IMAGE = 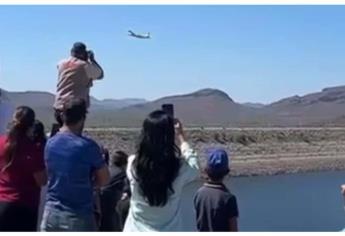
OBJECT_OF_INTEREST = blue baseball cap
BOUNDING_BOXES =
[206,148,230,174]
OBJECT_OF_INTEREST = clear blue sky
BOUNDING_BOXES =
[0,5,345,103]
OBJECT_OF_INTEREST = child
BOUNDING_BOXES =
[99,150,130,231]
[194,148,239,232]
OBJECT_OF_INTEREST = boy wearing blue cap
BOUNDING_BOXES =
[194,148,239,232]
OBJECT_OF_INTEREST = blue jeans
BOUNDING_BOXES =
[40,207,97,232]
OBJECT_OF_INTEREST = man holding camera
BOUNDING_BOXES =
[53,42,104,127]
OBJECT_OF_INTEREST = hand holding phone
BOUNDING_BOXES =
[174,119,186,144]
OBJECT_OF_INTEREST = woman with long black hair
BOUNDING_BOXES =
[0,106,47,231]
[123,110,200,231]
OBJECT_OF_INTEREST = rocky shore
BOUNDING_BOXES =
[86,128,345,177]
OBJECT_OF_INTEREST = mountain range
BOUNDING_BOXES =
[2,86,345,127]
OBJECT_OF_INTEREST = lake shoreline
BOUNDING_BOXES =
[87,128,345,177]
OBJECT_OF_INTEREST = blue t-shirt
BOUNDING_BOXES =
[44,132,105,216]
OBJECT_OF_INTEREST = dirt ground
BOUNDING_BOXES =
[85,128,345,177]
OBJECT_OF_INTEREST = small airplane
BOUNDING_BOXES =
[128,30,151,39]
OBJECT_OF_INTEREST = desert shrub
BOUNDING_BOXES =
[276,131,287,142]
[190,131,207,143]
[299,133,311,143]
[232,133,257,146]
[214,133,226,144]
[247,134,257,143]
[221,132,228,142]
[235,134,249,145]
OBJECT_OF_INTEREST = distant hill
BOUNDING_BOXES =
[93,88,261,127]
[270,86,345,107]
[6,91,55,108]
[1,89,146,126]
[3,91,55,125]
[242,102,265,109]
[4,90,146,110]
[264,86,345,126]
[90,97,146,110]
[3,85,345,127]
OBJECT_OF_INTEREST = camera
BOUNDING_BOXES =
[87,50,95,60]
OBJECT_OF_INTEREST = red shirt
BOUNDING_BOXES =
[0,135,45,209]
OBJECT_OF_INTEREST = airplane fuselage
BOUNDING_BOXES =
[128,30,150,39]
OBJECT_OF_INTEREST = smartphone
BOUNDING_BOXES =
[162,104,174,118]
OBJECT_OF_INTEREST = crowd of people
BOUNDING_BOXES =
[0,42,344,232]
[0,42,239,232]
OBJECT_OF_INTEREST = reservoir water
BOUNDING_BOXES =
[39,170,345,231]
[181,171,345,231]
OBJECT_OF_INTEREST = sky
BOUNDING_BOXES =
[0,5,345,103]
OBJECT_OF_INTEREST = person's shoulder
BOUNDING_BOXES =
[81,134,96,143]
[49,132,69,140]
[81,135,101,150]
[65,56,88,67]
[57,58,70,67]
[58,57,86,68]
[198,183,230,196]
[47,132,74,146]
[45,133,61,149]
[228,192,237,200]
[222,188,237,202]
[194,185,216,203]
[195,184,213,196]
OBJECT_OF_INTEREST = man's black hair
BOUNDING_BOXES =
[61,98,87,126]
[71,42,88,61]
[71,42,87,54]
[111,151,128,167]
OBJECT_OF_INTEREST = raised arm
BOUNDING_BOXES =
[175,120,200,183]
[85,51,104,80]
